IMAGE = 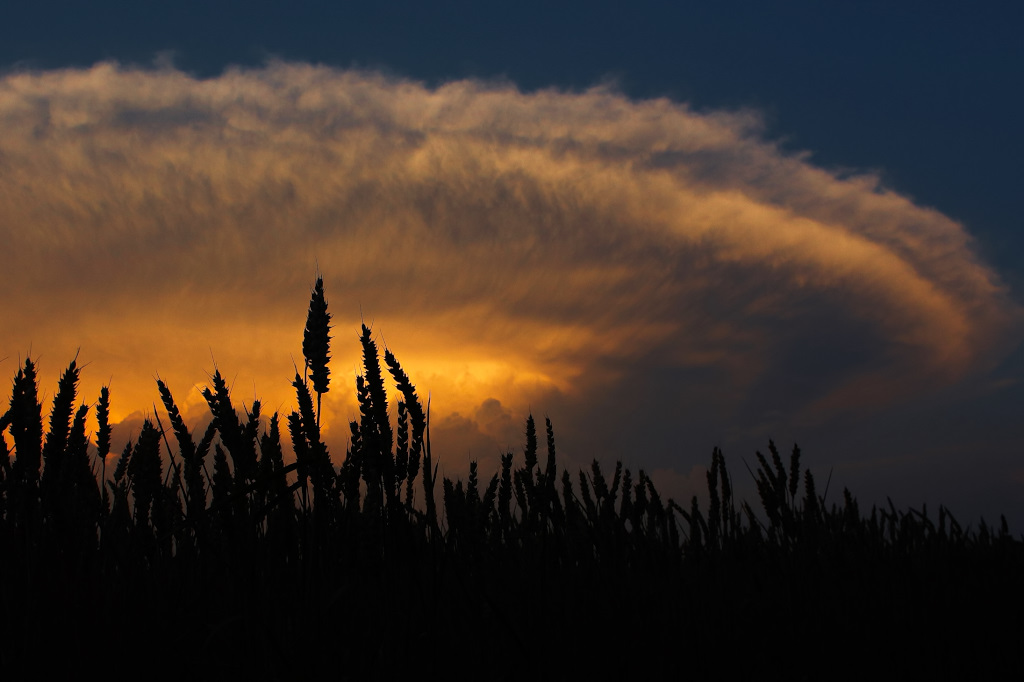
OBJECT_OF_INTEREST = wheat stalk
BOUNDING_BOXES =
[302,275,331,427]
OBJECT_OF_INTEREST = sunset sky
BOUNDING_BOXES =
[2,2,1022,526]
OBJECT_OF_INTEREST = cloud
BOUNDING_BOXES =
[0,61,1019,480]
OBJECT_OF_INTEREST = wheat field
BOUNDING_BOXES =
[1,277,1021,680]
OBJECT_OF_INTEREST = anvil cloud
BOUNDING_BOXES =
[0,62,1019,506]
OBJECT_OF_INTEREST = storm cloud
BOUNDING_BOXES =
[1,62,1019,506]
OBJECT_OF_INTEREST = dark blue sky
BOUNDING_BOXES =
[5,2,1021,283]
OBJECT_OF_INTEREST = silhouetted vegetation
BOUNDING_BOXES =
[1,277,1021,679]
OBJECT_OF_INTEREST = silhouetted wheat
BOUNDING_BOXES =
[0,274,1021,679]
[303,274,332,427]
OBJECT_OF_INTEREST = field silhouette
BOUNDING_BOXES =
[0,277,1021,679]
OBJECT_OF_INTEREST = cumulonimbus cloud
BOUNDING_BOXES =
[0,61,1018,467]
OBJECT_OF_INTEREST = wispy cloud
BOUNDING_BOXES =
[1,61,1019,486]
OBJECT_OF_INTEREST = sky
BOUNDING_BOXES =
[2,1,1022,527]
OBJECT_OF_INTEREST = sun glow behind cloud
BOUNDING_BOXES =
[0,61,1018,483]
